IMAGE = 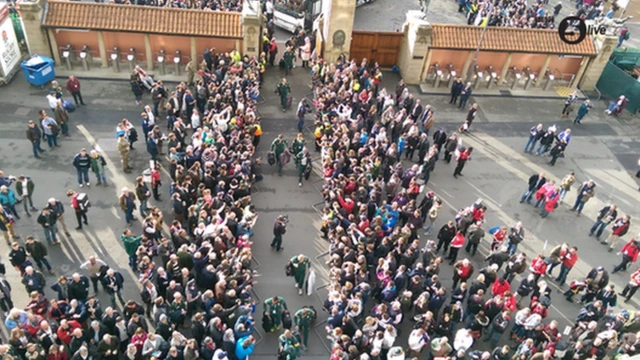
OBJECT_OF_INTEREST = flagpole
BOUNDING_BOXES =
[465,23,489,84]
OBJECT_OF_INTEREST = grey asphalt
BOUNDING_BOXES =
[0,61,639,358]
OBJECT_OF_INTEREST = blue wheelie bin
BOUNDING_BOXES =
[20,55,56,87]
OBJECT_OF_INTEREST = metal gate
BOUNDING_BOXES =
[349,31,403,68]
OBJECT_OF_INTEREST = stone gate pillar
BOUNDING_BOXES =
[242,0,262,58]
[322,0,356,64]
[397,11,432,85]
[18,0,51,59]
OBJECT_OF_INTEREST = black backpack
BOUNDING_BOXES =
[282,310,292,329]
[77,193,91,210]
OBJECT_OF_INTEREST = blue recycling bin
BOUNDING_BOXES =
[20,55,56,87]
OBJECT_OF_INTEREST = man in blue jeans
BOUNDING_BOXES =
[26,121,46,159]
[25,236,54,274]
[519,172,546,204]
[555,246,578,286]
[571,180,596,216]
[36,208,59,245]
[589,204,617,240]
[73,148,91,188]
[118,187,137,225]
[40,114,59,148]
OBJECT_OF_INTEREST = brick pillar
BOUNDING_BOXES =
[322,0,356,64]
[242,0,262,58]
[579,35,616,90]
[397,11,432,85]
[18,0,50,58]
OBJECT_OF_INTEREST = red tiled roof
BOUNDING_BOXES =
[42,1,243,39]
[431,24,597,56]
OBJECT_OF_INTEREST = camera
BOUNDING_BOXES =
[281,215,289,224]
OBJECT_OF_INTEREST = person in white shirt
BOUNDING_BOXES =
[46,93,58,111]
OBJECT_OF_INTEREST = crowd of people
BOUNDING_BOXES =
[2,10,640,359]
[1,47,279,360]
[457,0,619,29]
[292,54,640,360]
[104,0,243,12]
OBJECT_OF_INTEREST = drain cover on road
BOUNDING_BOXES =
[499,90,512,96]
[14,107,31,116]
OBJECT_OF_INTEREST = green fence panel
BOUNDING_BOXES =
[610,48,640,67]
[596,61,640,114]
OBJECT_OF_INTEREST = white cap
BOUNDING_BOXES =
[121,187,129,192]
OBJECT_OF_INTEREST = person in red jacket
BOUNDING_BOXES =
[447,231,465,265]
[613,238,640,274]
[530,255,548,283]
[65,75,85,106]
[56,319,82,345]
[150,167,161,201]
[555,246,578,286]
[336,191,354,214]
[453,147,473,178]
[492,277,511,297]
[66,190,88,230]
[620,268,640,302]
[452,258,474,289]
[604,215,631,250]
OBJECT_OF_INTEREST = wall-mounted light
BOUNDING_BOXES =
[111,47,120,73]
[62,44,71,58]
[127,47,135,61]
[174,50,182,75]
[79,45,90,71]
[79,45,88,59]
[110,47,119,61]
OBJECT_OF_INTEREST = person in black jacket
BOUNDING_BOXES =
[581,267,609,303]
[443,134,458,163]
[589,204,618,240]
[520,172,547,204]
[0,277,13,314]
[535,127,556,156]
[25,236,54,274]
[436,220,456,253]
[36,208,59,245]
[449,78,463,105]
[271,215,287,252]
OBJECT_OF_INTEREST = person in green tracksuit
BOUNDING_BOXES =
[276,78,291,111]
[121,229,141,271]
[264,296,288,332]
[271,134,288,176]
[278,329,301,359]
[290,254,310,293]
[290,133,305,156]
[294,307,314,350]
[295,148,311,187]
[283,47,295,76]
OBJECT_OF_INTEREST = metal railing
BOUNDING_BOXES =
[578,75,602,102]
[312,283,332,353]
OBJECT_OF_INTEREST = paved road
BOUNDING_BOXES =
[0,64,639,358]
